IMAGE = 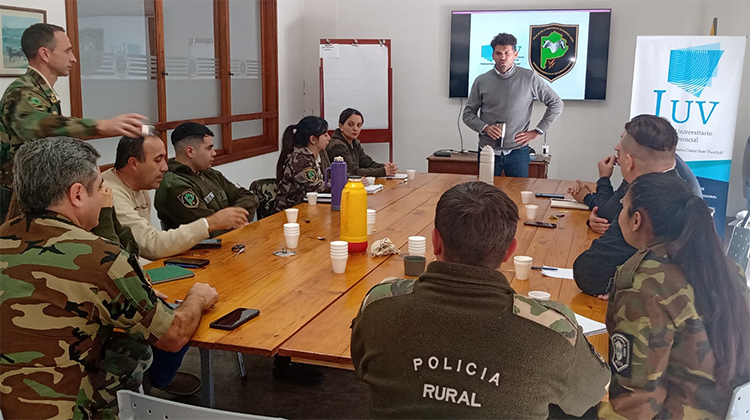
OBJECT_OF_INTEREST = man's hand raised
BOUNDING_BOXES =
[97,113,147,138]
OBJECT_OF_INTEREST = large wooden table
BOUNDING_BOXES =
[149,173,606,406]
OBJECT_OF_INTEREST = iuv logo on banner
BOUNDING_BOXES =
[631,36,746,237]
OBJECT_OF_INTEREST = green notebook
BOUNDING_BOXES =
[146,265,195,284]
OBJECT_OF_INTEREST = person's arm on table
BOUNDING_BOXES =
[573,217,636,296]
[155,282,218,352]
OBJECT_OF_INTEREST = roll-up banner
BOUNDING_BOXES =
[630,36,746,237]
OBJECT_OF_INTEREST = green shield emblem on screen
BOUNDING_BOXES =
[529,24,579,82]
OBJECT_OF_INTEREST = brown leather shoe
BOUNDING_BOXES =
[153,371,202,396]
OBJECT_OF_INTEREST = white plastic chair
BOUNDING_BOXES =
[117,390,283,420]
[726,381,750,420]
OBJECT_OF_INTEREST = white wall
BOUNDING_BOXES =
[295,0,750,217]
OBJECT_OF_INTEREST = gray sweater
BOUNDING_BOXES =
[463,65,563,151]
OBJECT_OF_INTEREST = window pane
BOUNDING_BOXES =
[77,0,158,123]
[163,0,221,121]
[229,0,263,135]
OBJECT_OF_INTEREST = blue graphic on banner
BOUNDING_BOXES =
[687,159,732,182]
[668,43,723,98]
[695,175,729,238]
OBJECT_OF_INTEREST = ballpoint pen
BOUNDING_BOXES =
[531,266,558,270]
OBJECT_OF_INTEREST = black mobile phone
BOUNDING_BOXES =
[535,193,565,199]
[524,221,557,228]
[433,151,451,157]
[209,308,260,330]
[164,257,210,268]
[192,238,222,249]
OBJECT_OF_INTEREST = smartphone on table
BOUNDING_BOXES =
[209,308,260,330]
[535,193,565,199]
[164,257,210,268]
[192,238,222,249]
[524,221,557,228]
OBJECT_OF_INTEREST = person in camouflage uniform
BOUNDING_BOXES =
[327,108,397,177]
[351,181,610,419]
[598,173,750,419]
[274,116,331,212]
[0,23,145,222]
[0,137,218,419]
[154,122,255,235]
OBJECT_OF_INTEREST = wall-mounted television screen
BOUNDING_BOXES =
[449,9,612,100]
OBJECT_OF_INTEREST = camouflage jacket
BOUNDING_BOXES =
[351,261,610,419]
[598,242,746,419]
[0,68,98,186]
[154,159,258,235]
[274,146,330,212]
[327,129,385,177]
[0,212,175,419]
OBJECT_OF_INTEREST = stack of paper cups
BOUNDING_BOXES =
[330,241,349,273]
[367,209,376,235]
[408,236,427,257]
[283,223,300,249]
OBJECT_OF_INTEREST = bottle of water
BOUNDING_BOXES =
[479,145,495,184]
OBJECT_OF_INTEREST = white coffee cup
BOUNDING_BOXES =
[525,204,539,220]
[367,222,375,235]
[285,208,299,223]
[285,233,299,249]
[331,256,348,274]
[521,191,534,204]
[406,169,416,180]
[365,176,376,186]
[283,222,300,232]
[307,192,318,205]
[513,255,533,280]
[528,291,551,301]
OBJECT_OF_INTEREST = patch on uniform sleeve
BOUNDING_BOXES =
[610,333,632,375]
[178,189,199,209]
[512,294,578,346]
[359,277,416,314]
[302,167,318,182]
[28,95,45,111]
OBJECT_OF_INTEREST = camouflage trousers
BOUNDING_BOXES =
[0,183,10,224]
[91,337,153,419]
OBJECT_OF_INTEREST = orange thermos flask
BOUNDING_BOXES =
[340,177,368,253]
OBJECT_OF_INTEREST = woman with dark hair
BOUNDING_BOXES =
[327,108,398,177]
[274,116,331,212]
[599,172,750,419]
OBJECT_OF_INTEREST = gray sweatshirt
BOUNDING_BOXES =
[463,65,563,151]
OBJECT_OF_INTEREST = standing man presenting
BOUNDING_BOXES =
[0,23,145,221]
[463,33,563,177]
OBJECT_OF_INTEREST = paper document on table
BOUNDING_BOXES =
[550,198,590,211]
[574,313,607,336]
[541,267,575,279]
[365,184,384,194]
[384,174,408,179]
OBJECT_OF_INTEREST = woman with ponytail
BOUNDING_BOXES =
[274,116,331,212]
[599,172,750,419]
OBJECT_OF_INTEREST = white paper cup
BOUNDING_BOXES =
[285,208,299,223]
[365,176,376,186]
[285,233,299,249]
[521,191,534,204]
[283,222,299,231]
[528,291,551,300]
[525,204,539,220]
[331,256,348,274]
[513,255,533,280]
[307,192,318,205]
[406,169,416,180]
[408,245,426,257]
[408,235,426,243]
[331,252,349,259]
[367,222,374,235]
[367,209,376,218]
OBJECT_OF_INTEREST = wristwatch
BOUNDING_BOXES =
[534,128,545,135]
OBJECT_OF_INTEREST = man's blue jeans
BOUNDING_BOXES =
[478,146,531,177]
[148,345,189,388]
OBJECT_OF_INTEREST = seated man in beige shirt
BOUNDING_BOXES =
[102,135,248,261]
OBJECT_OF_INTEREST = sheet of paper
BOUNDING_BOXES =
[541,267,575,280]
[319,44,340,58]
[574,313,607,336]
[550,198,590,211]
[365,184,384,194]
[384,174,408,179]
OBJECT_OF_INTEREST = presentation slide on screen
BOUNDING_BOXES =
[467,11,591,100]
